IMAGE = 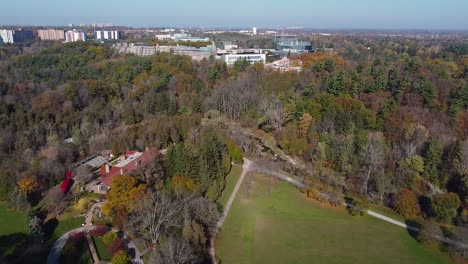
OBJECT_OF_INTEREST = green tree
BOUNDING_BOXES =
[424,138,443,186]
[431,193,461,223]
[414,78,437,106]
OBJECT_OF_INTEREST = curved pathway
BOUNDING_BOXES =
[47,226,93,264]
[47,202,144,264]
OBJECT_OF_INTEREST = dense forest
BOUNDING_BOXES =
[0,36,467,262]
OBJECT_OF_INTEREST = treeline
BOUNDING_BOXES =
[0,36,466,261]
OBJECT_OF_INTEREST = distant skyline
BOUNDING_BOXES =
[2,0,468,30]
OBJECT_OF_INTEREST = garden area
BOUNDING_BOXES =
[215,173,455,264]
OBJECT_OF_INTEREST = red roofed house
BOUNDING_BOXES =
[97,147,159,192]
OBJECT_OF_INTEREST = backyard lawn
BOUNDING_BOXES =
[215,173,455,264]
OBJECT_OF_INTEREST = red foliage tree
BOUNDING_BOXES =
[91,224,109,237]
[68,231,85,243]
[60,177,72,193]
[107,237,127,256]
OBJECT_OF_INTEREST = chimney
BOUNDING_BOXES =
[105,164,110,173]
[120,168,124,175]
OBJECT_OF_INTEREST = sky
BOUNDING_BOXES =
[2,0,468,30]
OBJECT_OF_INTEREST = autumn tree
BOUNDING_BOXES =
[111,250,131,264]
[102,175,145,216]
[394,189,420,218]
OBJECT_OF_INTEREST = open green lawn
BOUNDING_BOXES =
[0,204,28,259]
[216,173,454,264]
[48,216,85,245]
[217,166,242,210]
[0,203,28,236]
[92,235,112,261]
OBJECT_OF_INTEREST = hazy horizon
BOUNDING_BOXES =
[2,0,468,30]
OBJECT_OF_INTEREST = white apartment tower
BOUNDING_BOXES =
[0,29,15,43]
[96,30,120,40]
[65,30,86,42]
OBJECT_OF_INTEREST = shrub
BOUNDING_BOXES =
[394,189,420,218]
[346,197,368,216]
[68,231,85,243]
[111,250,131,264]
[107,238,126,256]
[102,231,118,245]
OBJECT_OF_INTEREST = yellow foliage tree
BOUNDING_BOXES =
[102,175,146,216]
[17,177,38,194]
[171,175,196,193]
[298,113,314,137]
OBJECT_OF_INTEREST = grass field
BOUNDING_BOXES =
[217,166,242,210]
[0,203,28,236]
[0,204,28,259]
[92,235,112,261]
[215,173,454,264]
[48,216,85,244]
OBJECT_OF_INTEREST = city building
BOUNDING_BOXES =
[13,29,34,43]
[0,29,34,43]
[222,53,266,66]
[65,30,86,42]
[252,27,257,35]
[38,29,65,40]
[265,57,302,73]
[96,30,120,40]
[173,33,209,42]
[97,147,160,191]
[0,29,14,43]
[274,35,312,53]
[155,34,171,40]
[113,42,214,61]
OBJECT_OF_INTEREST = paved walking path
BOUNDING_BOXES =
[210,158,252,264]
[216,158,252,231]
[47,201,144,264]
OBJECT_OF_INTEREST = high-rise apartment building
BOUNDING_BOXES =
[0,29,15,43]
[0,29,33,43]
[65,30,86,42]
[96,30,120,40]
[38,29,65,40]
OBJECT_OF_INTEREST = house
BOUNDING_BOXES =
[97,147,159,192]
